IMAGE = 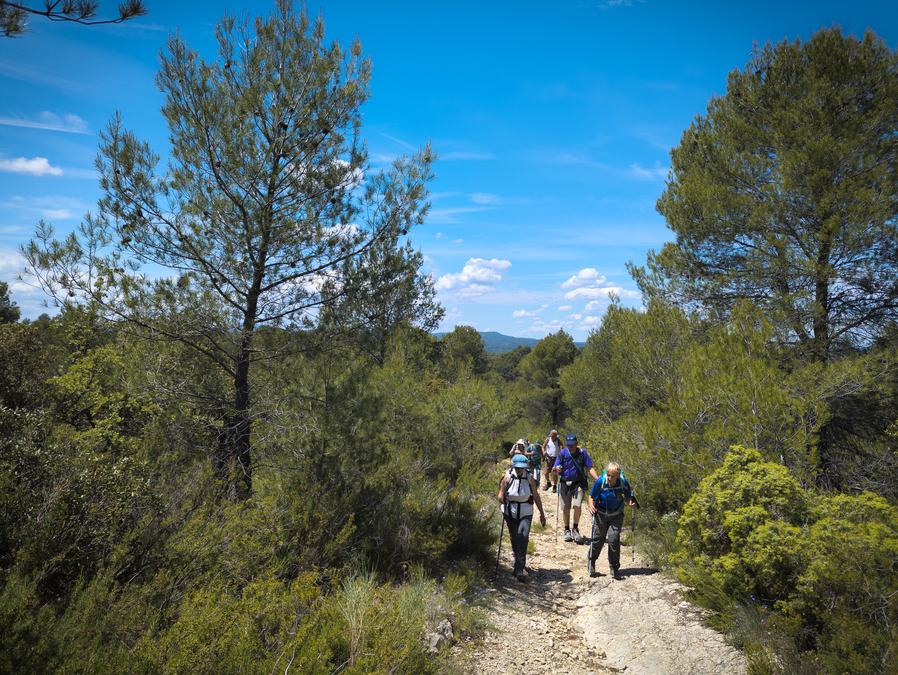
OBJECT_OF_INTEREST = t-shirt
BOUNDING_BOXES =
[589,471,632,514]
[526,443,542,466]
[552,447,594,483]
[545,438,559,458]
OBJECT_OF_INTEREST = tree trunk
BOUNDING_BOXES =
[215,289,259,500]
[812,223,834,362]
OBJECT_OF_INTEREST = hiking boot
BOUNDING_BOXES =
[611,568,624,581]
[563,528,573,542]
[572,528,586,544]
[552,485,557,493]
[588,560,597,577]
[543,482,551,491]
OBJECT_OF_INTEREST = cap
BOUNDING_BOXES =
[564,433,577,445]
[512,454,529,468]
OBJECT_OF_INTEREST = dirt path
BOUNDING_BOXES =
[450,483,746,674]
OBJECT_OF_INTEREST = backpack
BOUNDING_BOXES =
[594,470,629,513]
[501,468,534,505]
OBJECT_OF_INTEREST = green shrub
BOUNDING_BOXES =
[672,446,898,673]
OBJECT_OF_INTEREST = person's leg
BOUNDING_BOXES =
[607,512,625,577]
[590,514,609,562]
[571,487,586,542]
[516,516,532,573]
[559,482,572,530]
[506,513,522,573]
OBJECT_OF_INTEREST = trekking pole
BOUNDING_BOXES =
[631,504,637,563]
[588,512,596,576]
[495,508,505,576]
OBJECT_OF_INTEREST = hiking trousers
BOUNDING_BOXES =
[589,511,624,571]
[503,512,532,572]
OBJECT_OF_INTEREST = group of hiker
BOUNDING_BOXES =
[497,430,638,583]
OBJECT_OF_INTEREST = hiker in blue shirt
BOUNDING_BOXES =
[587,462,637,580]
[551,433,599,544]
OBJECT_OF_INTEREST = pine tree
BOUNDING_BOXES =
[631,28,898,361]
[25,1,436,499]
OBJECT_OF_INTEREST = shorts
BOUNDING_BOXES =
[558,480,585,510]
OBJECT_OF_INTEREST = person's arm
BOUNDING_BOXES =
[497,475,508,503]
[530,477,547,525]
[624,478,638,506]
[585,452,600,481]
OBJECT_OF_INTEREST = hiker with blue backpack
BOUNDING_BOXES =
[551,433,599,544]
[587,461,638,580]
[498,453,547,581]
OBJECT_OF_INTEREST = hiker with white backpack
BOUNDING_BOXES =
[498,453,547,581]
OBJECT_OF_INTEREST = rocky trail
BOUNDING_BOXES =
[450,483,746,675]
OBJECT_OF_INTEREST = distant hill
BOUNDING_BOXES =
[434,330,584,353]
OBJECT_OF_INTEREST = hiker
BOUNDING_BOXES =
[552,433,599,544]
[498,453,547,581]
[543,429,561,491]
[509,438,527,458]
[587,461,637,580]
[526,439,543,485]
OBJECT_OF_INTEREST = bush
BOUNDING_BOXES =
[671,446,898,673]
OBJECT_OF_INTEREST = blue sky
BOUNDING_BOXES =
[2,0,897,339]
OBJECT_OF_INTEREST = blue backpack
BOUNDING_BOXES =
[594,470,629,512]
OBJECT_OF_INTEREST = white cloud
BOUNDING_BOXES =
[0,111,89,134]
[436,257,511,291]
[0,247,24,275]
[453,238,464,244]
[566,285,641,301]
[427,206,489,224]
[582,315,602,327]
[457,283,493,297]
[558,305,572,311]
[512,303,549,319]
[469,192,499,205]
[629,162,669,181]
[0,156,63,176]
[571,313,582,320]
[440,151,495,161]
[561,267,605,289]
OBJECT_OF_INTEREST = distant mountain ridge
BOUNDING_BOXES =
[434,330,584,353]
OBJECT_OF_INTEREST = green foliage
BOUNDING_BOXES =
[561,300,693,423]
[488,345,531,382]
[439,325,489,379]
[632,28,898,361]
[674,446,808,601]
[25,0,438,499]
[578,303,881,511]
[0,321,60,408]
[0,281,19,323]
[517,329,578,427]
[672,446,898,673]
